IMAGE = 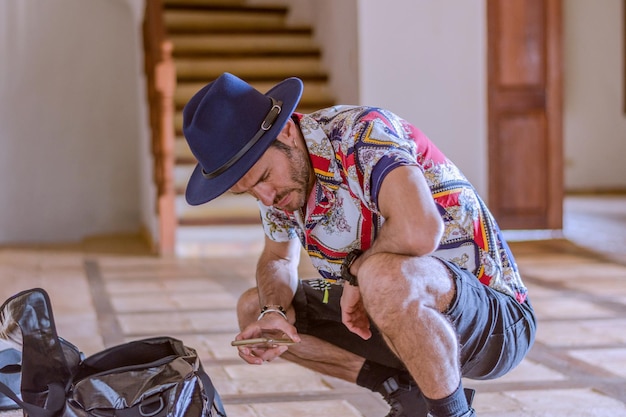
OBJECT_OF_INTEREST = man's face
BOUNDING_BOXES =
[229,121,313,212]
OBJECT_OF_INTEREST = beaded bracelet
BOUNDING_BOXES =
[257,304,287,321]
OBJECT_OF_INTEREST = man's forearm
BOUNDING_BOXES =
[256,257,298,310]
[255,237,301,314]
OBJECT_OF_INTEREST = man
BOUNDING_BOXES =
[183,73,536,417]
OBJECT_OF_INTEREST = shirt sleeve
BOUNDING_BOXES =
[258,203,300,242]
[369,152,420,210]
[344,114,420,214]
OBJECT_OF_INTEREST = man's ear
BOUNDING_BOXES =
[275,118,294,145]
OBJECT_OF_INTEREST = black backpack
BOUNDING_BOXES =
[0,288,226,417]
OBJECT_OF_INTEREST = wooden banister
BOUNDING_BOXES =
[143,0,177,256]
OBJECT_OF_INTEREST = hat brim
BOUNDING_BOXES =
[185,77,303,206]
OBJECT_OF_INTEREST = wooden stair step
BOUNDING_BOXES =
[175,163,195,192]
[164,0,249,6]
[176,137,196,164]
[170,32,319,56]
[176,193,261,226]
[164,0,284,12]
[174,79,334,109]
[164,9,290,33]
[175,56,327,81]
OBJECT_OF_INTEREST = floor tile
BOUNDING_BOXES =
[535,319,626,347]
[223,362,331,394]
[530,297,618,319]
[507,388,626,416]
[251,400,362,417]
[469,358,567,385]
[567,348,626,378]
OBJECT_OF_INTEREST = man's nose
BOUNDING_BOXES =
[252,184,275,206]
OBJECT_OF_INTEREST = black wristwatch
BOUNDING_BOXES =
[341,249,363,286]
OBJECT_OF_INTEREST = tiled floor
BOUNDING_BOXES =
[0,195,625,417]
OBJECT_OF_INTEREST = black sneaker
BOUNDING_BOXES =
[378,373,476,417]
[379,374,429,417]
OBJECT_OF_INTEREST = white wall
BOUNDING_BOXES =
[126,0,160,248]
[0,0,154,244]
[312,0,360,105]
[563,0,626,191]
[276,0,488,194]
[356,0,488,195]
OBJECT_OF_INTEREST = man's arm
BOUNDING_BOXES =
[366,164,444,259]
[256,235,301,311]
[234,235,302,364]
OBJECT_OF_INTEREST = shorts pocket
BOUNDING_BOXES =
[462,316,532,380]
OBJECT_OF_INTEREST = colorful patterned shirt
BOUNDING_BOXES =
[259,106,527,303]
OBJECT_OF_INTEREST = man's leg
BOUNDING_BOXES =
[237,286,365,381]
[237,286,432,416]
[357,254,473,417]
[236,259,534,417]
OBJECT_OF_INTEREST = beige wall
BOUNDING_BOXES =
[563,0,626,191]
[311,0,360,105]
[0,0,153,244]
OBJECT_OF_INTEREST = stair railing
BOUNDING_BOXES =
[143,0,176,256]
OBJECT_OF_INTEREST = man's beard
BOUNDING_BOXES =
[273,145,312,211]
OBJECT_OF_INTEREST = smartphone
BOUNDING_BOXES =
[231,336,295,348]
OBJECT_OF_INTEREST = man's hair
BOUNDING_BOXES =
[271,140,291,154]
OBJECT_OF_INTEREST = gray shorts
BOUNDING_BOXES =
[291,259,536,380]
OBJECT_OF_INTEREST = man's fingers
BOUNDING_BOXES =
[238,344,289,365]
[238,349,263,365]
[359,328,373,340]
[344,319,373,340]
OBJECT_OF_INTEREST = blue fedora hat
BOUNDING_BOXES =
[183,72,303,205]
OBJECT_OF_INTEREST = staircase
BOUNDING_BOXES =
[160,0,335,228]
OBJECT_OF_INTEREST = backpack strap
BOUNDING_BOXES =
[0,380,65,417]
[197,365,226,417]
[0,288,73,408]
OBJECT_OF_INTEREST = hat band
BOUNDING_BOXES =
[201,97,283,180]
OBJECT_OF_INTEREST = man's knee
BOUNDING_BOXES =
[358,254,455,321]
[236,287,259,330]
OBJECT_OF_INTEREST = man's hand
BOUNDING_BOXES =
[234,312,300,365]
[340,284,372,340]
